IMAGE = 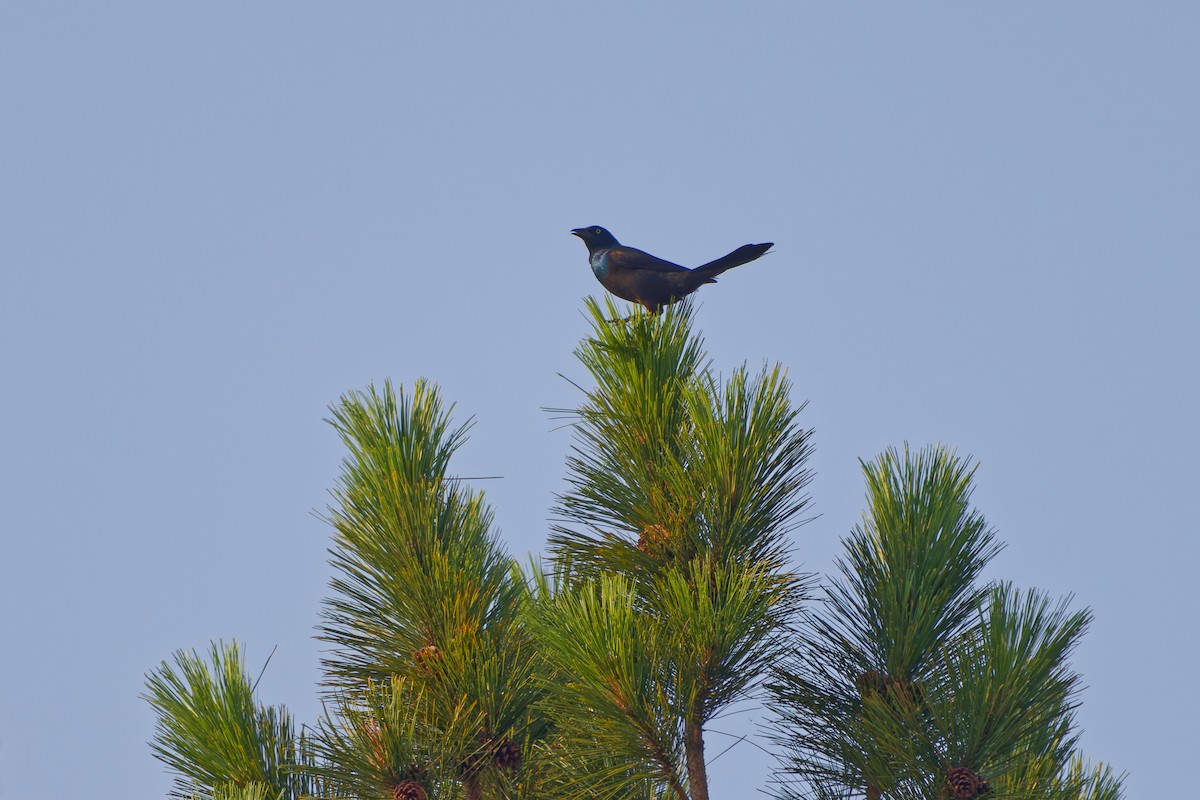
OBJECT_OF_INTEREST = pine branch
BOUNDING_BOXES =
[769,445,1124,800]
[316,379,548,800]
[540,299,812,800]
[143,642,315,800]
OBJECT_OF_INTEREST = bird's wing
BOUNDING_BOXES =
[607,246,691,273]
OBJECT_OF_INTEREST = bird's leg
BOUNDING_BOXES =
[604,304,657,323]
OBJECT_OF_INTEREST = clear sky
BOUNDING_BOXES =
[1,3,1196,798]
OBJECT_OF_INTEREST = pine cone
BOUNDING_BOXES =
[412,644,441,671]
[945,766,990,799]
[856,670,890,698]
[637,524,670,554]
[392,779,427,800]
[493,739,522,770]
[856,670,925,711]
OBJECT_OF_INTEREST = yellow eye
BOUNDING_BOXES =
[593,228,602,235]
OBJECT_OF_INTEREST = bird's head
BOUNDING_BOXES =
[570,226,620,251]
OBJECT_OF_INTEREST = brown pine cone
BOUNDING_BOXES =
[856,670,890,698]
[944,766,990,798]
[637,524,670,554]
[412,644,441,671]
[493,739,522,770]
[392,779,427,800]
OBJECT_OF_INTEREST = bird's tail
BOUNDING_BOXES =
[693,242,774,282]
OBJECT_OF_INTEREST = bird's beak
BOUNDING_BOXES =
[570,228,585,237]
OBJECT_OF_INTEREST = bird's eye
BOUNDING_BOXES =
[593,227,602,235]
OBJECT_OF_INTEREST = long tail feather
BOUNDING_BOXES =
[693,242,774,279]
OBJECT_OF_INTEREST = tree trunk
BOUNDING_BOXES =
[684,717,709,800]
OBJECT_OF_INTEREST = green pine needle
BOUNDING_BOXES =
[143,641,313,800]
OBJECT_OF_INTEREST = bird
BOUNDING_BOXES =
[570,226,773,314]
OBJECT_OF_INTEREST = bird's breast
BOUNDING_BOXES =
[589,252,610,280]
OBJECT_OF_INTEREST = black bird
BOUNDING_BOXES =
[571,226,773,314]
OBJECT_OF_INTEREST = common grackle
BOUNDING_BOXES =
[571,226,773,314]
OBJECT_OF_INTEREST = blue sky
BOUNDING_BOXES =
[1,3,1196,798]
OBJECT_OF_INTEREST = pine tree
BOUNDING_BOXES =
[768,446,1123,800]
[531,297,814,800]
[144,298,1122,800]
[316,380,545,800]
